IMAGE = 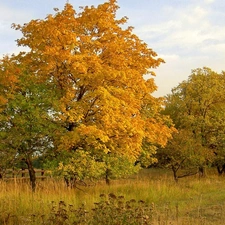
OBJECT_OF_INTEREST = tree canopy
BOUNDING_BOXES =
[160,67,225,179]
[12,1,173,157]
[0,0,175,190]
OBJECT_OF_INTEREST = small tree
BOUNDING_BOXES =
[157,130,213,181]
[57,150,105,188]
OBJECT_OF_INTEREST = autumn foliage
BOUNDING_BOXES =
[0,0,174,189]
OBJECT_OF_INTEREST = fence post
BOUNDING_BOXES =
[21,168,25,177]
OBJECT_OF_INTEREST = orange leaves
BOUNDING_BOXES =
[0,56,19,111]
[8,1,175,161]
[145,117,175,147]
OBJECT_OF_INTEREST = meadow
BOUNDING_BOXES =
[1,168,225,224]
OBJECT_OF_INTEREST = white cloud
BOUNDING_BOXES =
[145,1,225,96]
[204,0,215,4]
[135,1,225,60]
[159,54,180,62]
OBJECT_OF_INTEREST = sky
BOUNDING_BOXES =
[0,0,225,97]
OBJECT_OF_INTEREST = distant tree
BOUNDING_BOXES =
[160,67,225,177]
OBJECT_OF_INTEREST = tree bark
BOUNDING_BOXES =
[105,168,111,185]
[171,165,179,182]
[25,156,36,192]
[217,164,225,176]
[198,166,206,178]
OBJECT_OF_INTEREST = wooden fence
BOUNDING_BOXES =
[1,169,47,180]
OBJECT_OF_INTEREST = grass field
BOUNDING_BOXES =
[1,168,225,224]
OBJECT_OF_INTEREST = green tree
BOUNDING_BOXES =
[0,56,60,191]
[160,67,225,177]
[157,130,213,181]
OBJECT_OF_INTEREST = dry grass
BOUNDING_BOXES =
[1,168,225,224]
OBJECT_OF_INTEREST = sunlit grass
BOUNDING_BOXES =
[1,168,225,224]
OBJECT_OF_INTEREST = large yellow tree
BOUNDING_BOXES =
[10,1,173,168]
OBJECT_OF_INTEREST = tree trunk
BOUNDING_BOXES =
[217,164,225,176]
[21,167,25,177]
[105,168,111,185]
[25,157,36,192]
[171,165,179,182]
[198,166,206,178]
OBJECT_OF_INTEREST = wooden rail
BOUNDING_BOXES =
[1,169,47,180]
